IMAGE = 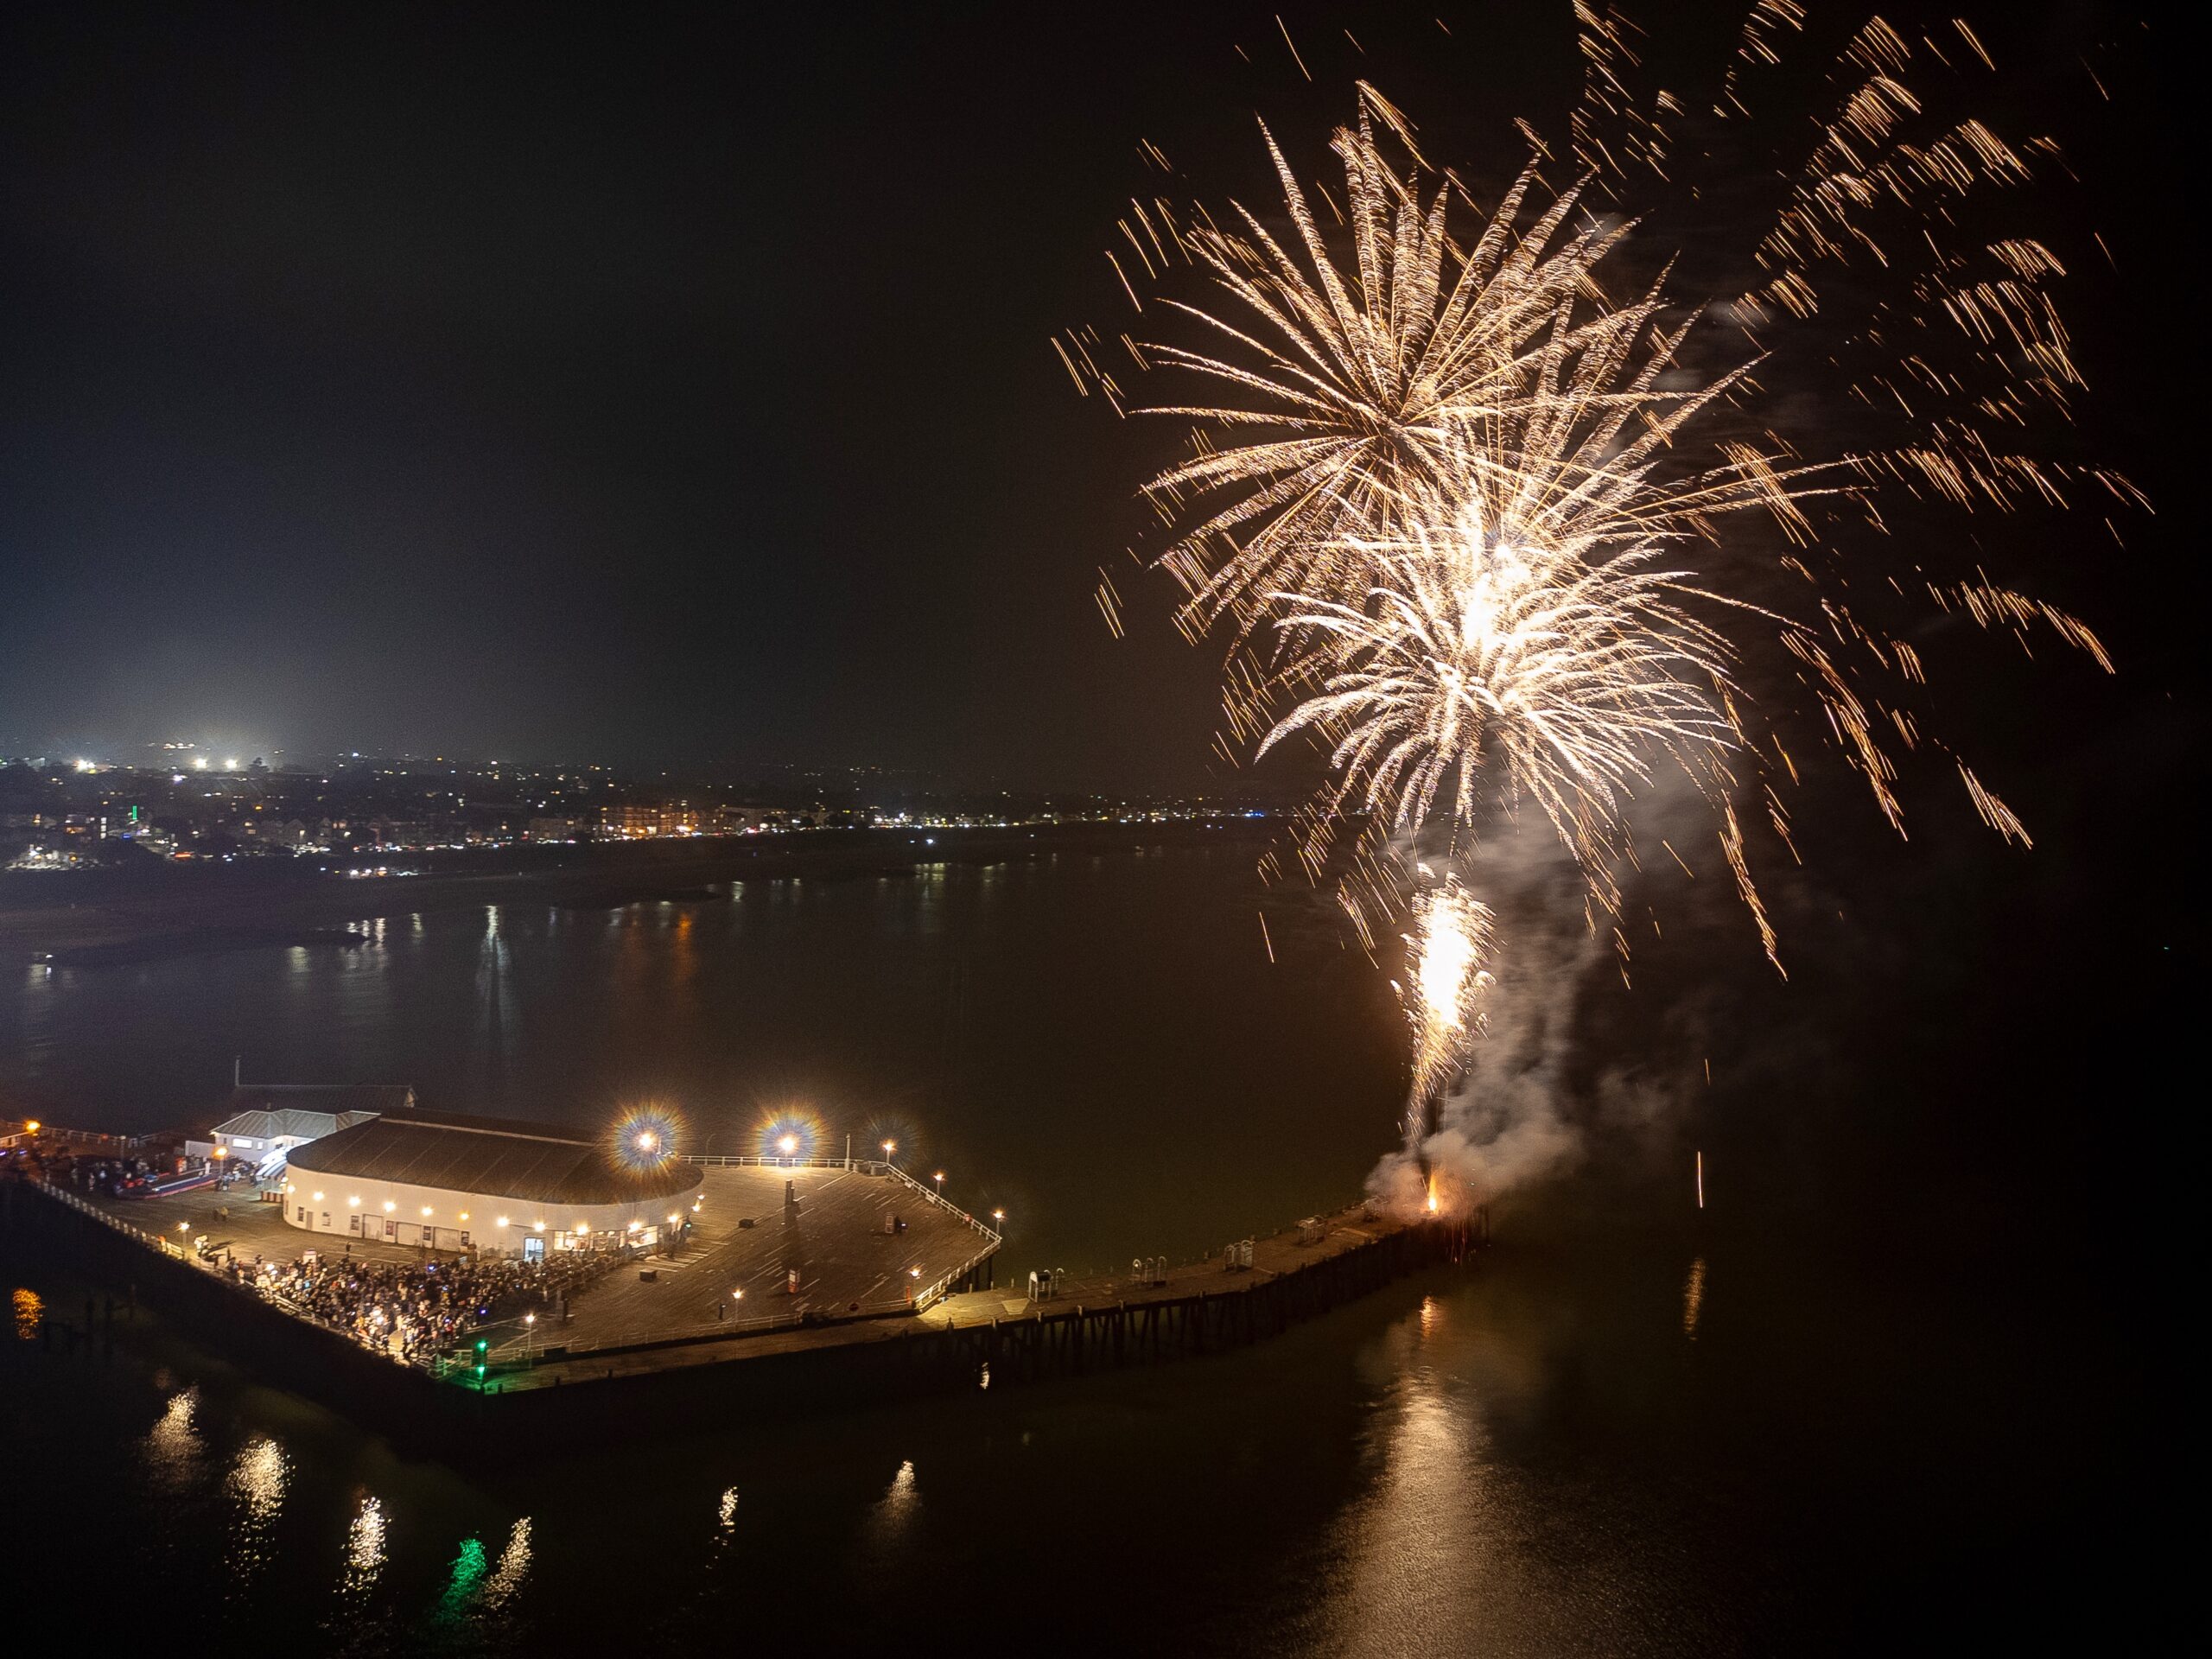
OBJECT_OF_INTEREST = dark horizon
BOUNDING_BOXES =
[7,3,2181,791]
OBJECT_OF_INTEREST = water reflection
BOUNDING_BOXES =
[438,1535,490,1624]
[226,1436,290,1591]
[482,1517,533,1613]
[1324,1296,1487,1649]
[474,904,517,1093]
[862,1459,919,1550]
[12,1286,43,1341]
[139,1387,205,1494]
[341,1494,387,1599]
[1682,1256,1708,1341]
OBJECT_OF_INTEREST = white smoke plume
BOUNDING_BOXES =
[1368,816,1616,1215]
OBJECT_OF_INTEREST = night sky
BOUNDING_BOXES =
[0,3,2181,787]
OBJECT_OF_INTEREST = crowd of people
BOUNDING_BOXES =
[223,1244,622,1366]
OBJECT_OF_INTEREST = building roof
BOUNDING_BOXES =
[213,1085,415,1144]
[286,1107,702,1206]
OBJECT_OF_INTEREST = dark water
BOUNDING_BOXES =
[0,849,2158,1650]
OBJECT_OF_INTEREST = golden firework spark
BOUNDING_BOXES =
[1402,876,1494,1136]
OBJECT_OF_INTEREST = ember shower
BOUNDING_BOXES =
[1062,5,2139,1210]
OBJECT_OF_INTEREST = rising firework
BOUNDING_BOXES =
[1401,875,1495,1149]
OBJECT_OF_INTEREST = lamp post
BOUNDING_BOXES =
[523,1311,537,1368]
[881,1140,896,1171]
[933,1171,944,1201]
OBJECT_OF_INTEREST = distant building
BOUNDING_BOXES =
[600,803,662,838]
[528,814,591,841]
[600,801,767,839]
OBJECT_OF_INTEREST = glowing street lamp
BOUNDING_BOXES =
[881,1140,896,1167]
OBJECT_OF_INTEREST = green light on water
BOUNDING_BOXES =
[439,1535,488,1621]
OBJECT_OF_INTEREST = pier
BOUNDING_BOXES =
[4,1143,1486,1455]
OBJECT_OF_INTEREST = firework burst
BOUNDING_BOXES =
[1067,10,2128,976]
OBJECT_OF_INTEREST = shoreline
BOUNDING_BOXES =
[0,819,1274,966]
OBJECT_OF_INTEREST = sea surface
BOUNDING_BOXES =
[0,847,2155,1651]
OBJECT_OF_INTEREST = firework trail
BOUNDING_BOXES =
[1401,875,1495,1149]
[1063,6,2136,1202]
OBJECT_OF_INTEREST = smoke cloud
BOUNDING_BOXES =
[1366,780,1758,1217]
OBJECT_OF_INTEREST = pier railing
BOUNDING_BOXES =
[681,1153,1004,1258]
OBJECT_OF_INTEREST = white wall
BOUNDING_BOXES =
[279,1166,704,1256]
